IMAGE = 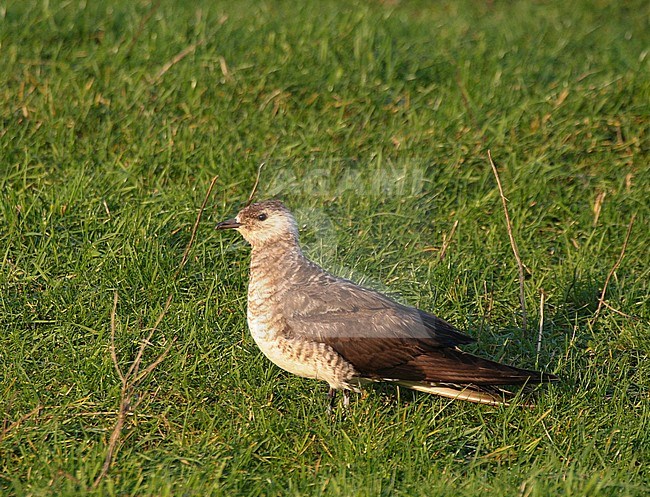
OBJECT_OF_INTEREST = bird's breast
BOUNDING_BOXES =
[246,287,334,382]
[245,265,358,388]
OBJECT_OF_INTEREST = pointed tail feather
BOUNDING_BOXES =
[396,381,510,406]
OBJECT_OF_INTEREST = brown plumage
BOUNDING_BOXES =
[217,200,558,407]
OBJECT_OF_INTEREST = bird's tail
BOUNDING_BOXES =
[396,381,515,406]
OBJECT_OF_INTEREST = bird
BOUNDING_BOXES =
[216,200,558,408]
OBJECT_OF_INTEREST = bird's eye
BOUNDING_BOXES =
[257,213,267,221]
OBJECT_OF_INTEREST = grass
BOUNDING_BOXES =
[1,0,649,495]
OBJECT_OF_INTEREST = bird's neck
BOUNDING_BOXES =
[249,238,305,283]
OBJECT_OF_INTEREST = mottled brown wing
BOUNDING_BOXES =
[282,262,474,374]
[282,262,558,385]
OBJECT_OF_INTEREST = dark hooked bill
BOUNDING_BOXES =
[216,218,241,230]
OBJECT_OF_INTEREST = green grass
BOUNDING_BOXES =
[1,0,649,495]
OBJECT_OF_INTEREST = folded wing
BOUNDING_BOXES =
[283,264,556,385]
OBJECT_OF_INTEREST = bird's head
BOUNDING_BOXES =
[216,200,299,249]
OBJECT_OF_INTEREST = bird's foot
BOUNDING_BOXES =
[327,387,336,414]
[327,388,353,414]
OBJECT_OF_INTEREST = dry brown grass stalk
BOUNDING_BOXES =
[593,213,636,320]
[154,39,206,82]
[92,176,218,489]
[536,289,546,361]
[592,191,606,226]
[125,0,162,57]
[439,219,459,260]
[488,150,528,335]
[1,404,42,443]
[246,162,266,206]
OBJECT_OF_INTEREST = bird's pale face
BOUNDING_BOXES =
[216,200,299,248]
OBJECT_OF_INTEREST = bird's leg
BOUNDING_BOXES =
[343,389,350,408]
[327,387,337,413]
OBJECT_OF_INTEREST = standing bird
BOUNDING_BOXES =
[217,200,557,407]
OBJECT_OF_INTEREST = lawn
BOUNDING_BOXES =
[1,0,649,495]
